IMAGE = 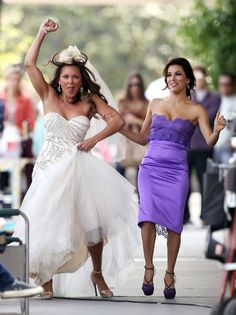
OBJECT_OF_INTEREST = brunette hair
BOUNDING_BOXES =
[193,65,207,76]
[163,57,196,98]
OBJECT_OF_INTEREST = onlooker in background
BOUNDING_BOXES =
[214,73,236,163]
[0,98,4,135]
[184,66,221,224]
[145,76,170,100]
[0,65,36,193]
[1,65,35,133]
[0,99,5,193]
[116,73,148,181]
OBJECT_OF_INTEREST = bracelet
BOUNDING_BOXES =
[42,29,47,34]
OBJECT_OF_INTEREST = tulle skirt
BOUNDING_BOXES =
[13,146,140,295]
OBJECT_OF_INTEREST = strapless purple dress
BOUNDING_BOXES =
[138,114,195,237]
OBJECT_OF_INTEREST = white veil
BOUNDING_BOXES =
[84,55,126,163]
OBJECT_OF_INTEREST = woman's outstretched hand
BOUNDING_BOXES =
[213,111,227,133]
[40,18,59,34]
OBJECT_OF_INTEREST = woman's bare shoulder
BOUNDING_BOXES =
[150,97,165,105]
[189,100,205,112]
[187,100,208,121]
[149,97,168,113]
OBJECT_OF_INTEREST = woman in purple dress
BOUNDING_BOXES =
[120,58,226,299]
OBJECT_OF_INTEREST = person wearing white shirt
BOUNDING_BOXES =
[214,73,236,163]
[145,77,170,100]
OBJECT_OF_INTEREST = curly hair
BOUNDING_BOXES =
[163,57,196,98]
[50,52,107,115]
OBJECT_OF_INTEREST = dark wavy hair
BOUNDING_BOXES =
[50,52,107,115]
[124,72,147,102]
[163,57,196,98]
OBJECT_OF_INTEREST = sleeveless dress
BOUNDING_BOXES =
[138,114,195,237]
[13,112,139,294]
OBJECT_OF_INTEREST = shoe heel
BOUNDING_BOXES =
[91,271,113,298]
[93,282,98,297]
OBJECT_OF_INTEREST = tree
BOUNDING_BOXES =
[178,0,236,88]
[0,4,182,94]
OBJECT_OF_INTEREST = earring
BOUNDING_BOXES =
[187,83,191,90]
[80,86,84,94]
[57,84,61,93]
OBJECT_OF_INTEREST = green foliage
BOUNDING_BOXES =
[0,4,182,95]
[178,0,236,88]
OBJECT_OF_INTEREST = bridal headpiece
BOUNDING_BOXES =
[51,45,88,66]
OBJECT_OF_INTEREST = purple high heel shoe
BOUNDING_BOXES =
[142,266,155,296]
[163,270,176,299]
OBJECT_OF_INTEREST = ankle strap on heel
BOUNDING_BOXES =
[144,266,155,270]
[92,270,102,274]
[165,270,175,275]
[164,270,176,288]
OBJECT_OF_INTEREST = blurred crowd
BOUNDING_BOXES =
[0,63,236,222]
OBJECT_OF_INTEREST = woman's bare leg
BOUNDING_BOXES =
[165,230,181,287]
[141,222,156,282]
[88,241,112,296]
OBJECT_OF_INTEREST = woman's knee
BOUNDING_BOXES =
[167,229,181,240]
[141,221,156,232]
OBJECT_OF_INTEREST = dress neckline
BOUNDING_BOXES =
[152,113,196,127]
[44,112,90,123]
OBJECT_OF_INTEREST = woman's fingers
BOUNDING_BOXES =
[78,142,88,151]
[215,112,226,125]
[213,112,226,132]
[42,18,59,32]
[78,139,95,152]
[215,111,220,120]
[217,114,226,129]
[219,114,225,123]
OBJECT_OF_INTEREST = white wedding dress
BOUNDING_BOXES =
[13,112,140,296]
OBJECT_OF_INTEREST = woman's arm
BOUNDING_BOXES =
[24,19,59,102]
[197,106,226,147]
[123,113,145,128]
[119,102,153,145]
[78,95,125,151]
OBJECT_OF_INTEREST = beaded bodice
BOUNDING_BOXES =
[33,112,90,175]
[148,114,195,149]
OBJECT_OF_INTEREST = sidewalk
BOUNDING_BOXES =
[0,193,222,315]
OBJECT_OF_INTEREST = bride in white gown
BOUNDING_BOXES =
[13,18,139,298]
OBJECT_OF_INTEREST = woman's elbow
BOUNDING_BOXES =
[24,61,33,71]
[206,139,214,148]
[24,58,35,70]
[24,62,32,71]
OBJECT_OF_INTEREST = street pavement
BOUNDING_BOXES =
[0,193,224,315]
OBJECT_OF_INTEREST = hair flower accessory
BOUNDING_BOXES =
[51,45,88,66]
